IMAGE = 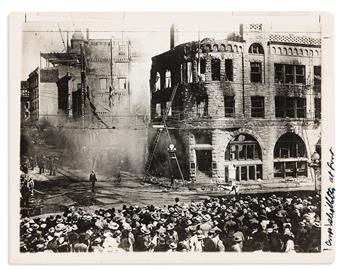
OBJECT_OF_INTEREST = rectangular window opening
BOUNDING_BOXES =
[251,96,265,118]
[250,62,262,83]
[224,96,235,117]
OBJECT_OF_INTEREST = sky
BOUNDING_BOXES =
[20,12,322,104]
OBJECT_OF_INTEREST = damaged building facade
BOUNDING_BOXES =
[149,23,321,184]
[25,30,143,128]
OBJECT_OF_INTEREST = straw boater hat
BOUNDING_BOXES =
[166,223,175,231]
[140,226,150,235]
[103,231,113,238]
[55,223,66,232]
[202,214,211,222]
[108,221,119,230]
[169,242,177,249]
[233,234,243,243]
[122,222,132,231]
[150,212,160,221]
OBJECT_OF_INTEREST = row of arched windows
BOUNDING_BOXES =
[271,46,320,57]
[202,43,243,53]
[201,42,320,57]
[224,133,309,180]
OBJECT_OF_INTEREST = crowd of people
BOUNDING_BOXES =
[20,193,321,253]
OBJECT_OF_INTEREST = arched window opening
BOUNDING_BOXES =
[299,49,303,56]
[205,44,211,53]
[220,44,226,52]
[213,44,219,52]
[249,43,264,54]
[272,47,276,54]
[273,133,308,178]
[234,45,238,53]
[228,44,233,52]
[225,134,263,181]
[278,47,282,55]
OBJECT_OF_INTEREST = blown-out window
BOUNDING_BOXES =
[225,59,233,81]
[250,62,262,83]
[251,96,265,118]
[211,59,221,81]
[275,97,306,118]
[249,43,264,54]
[274,64,306,84]
[224,96,235,117]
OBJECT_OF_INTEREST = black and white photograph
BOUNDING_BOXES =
[7,11,335,264]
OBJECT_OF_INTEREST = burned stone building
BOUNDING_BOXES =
[149,23,321,185]
[26,30,145,128]
[20,80,30,123]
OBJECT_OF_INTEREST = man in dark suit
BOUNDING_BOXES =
[89,171,97,193]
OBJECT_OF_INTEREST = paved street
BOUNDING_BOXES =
[29,167,208,215]
[27,165,319,216]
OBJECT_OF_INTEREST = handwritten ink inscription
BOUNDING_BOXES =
[324,147,335,251]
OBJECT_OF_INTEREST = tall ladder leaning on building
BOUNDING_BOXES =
[143,83,185,184]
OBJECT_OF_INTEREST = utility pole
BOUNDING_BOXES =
[80,43,86,129]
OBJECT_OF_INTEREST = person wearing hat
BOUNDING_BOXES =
[90,237,104,252]
[89,170,97,193]
[102,231,120,252]
[209,227,225,252]
[199,214,213,236]
[166,242,177,252]
[165,223,178,246]
[153,235,167,252]
[283,229,296,253]
[193,230,204,252]
[118,229,134,252]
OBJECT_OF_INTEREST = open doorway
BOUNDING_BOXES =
[196,150,212,177]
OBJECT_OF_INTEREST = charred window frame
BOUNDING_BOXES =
[99,78,107,90]
[224,96,235,117]
[211,59,221,81]
[295,65,306,84]
[118,44,126,55]
[200,59,206,74]
[155,72,161,91]
[118,78,127,91]
[187,62,193,83]
[196,97,208,117]
[275,64,284,83]
[155,103,161,117]
[274,64,306,84]
[250,62,262,83]
[225,59,233,81]
[275,96,306,118]
[165,70,171,88]
[249,43,264,54]
[180,63,187,83]
[315,98,321,119]
[314,66,321,86]
[251,96,265,118]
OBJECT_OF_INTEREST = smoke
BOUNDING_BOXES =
[21,117,148,177]
[61,128,147,176]
[147,128,188,179]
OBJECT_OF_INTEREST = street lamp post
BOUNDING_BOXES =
[309,151,321,193]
